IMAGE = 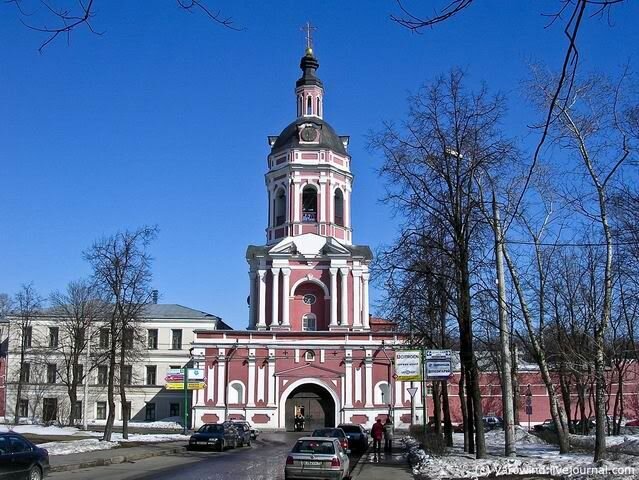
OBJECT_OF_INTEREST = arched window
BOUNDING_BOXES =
[317,97,321,117]
[298,96,303,116]
[302,313,317,331]
[306,96,312,115]
[302,186,317,222]
[374,381,390,405]
[275,188,286,226]
[334,189,344,226]
[304,350,316,362]
[229,381,245,404]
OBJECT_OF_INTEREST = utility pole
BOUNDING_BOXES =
[492,191,515,456]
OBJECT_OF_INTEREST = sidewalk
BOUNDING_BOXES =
[49,441,187,472]
[351,442,414,480]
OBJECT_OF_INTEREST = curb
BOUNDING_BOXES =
[50,444,187,472]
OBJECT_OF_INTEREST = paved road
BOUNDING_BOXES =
[49,432,362,480]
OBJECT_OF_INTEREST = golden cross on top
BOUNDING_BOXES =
[301,21,316,52]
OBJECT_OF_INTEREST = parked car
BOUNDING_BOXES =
[482,416,504,431]
[285,437,350,480]
[625,419,639,427]
[231,421,252,447]
[232,420,260,439]
[337,424,369,453]
[188,422,239,451]
[311,428,350,453]
[533,419,557,433]
[0,432,50,480]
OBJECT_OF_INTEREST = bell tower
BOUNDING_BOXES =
[247,33,371,333]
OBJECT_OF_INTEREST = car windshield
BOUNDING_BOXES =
[312,429,344,438]
[338,425,361,433]
[198,425,223,433]
[293,440,335,455]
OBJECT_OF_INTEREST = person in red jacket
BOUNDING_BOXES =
[371,418,384,455]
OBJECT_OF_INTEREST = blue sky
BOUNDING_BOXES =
[1,1,637,329]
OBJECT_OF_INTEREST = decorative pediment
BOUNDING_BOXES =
[269,233,350,258]
[274,362,343,379]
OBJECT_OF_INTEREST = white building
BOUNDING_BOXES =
[3,303,229,425]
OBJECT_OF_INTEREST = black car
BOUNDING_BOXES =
[337,424,369,453]
[310,427,350,453]
[231,421,252,447]
[0,432,50,480]
[188,423,239,451]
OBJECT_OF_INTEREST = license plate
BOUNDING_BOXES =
[304,461,321,466]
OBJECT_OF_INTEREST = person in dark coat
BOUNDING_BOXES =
[371,418,384,454]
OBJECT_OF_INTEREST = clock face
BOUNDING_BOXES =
[303,294,316,305]
[300,126,318,142]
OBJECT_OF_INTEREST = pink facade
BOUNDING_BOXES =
[191,46,409,430]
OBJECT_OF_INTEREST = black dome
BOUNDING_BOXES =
[271,117,347,155]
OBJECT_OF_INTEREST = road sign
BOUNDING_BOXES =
[407,387,418,398]
[525,395,532,407]
[525,405,533,415]
[425,349,452,360]
[426,360,452,379]
[165,381,206,391]
[395,350,422,381]
[164,368,205,382]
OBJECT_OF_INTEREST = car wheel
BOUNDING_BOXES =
[247,438,251,447]
[29,467,42,480]
[218,440,224,452]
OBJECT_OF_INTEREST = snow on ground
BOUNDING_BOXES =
[88,418,183,429]
[0,423,189,456]
[38,439,118,456]
[0,425,87,436]
[404,427,639,479]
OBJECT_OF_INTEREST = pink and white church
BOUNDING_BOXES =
[190,45,417,431]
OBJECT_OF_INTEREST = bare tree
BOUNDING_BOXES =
[49,279,107,426]
[11,284,43,425]
[391,0,629,238]
[528,66,635,461]
[84,226,158,441]
[6,0,241,52]
[371,69,518,457]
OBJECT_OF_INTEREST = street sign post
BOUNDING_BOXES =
[395,351,422,381]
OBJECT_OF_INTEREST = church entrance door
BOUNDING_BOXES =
[285,383,335,432]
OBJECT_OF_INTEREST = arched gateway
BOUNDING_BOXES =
[280,379,340,431]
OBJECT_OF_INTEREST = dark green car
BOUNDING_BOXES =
[188,423,239,451]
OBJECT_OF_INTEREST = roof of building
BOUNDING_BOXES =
[270,116,348,156]
[7,303,232,330]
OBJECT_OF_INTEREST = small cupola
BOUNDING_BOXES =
[295,22,324,119]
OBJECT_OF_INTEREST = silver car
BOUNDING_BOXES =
[285,437,350,480]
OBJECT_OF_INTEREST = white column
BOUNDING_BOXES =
[329,268,338,326]
[395,379,403,408]
[247,350,256,407]
[293,180,301,223]
[207,365,215,405]
[344,351,353,408]
[345,186,351,229]
[281,268,291,327]
[352,271,362,328]
[319,178,327,222]
[340,268,349,326]
[248,271,257,329]
[257,270,267,329]
[365,356,373,407]
[354,367,362,404]
[257,365,265,403]
[271,267,280,327]
[216,349,226,407]
[267,350,276,407]
[362,272,370,330]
